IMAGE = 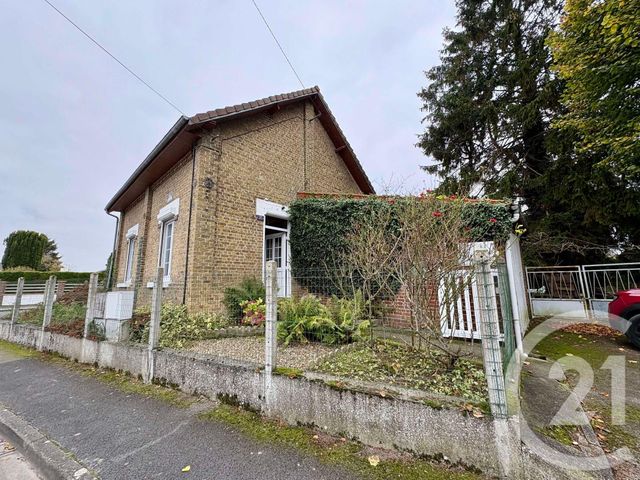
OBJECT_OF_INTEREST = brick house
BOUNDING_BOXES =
[105,87,374,314]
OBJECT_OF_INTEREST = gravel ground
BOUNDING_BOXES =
[187,336,340,370]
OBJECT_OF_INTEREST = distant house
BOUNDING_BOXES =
[105,87,374,313]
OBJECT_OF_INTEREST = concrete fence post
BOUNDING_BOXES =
[56,280,66,297]
[10,277,24,326]
[264,260,278,412]
[39,276,57,351]
[83,273,99,338]
[0,280,5,307]
[145,267,163,383]
[265,261,278,372]
[474,254,521,478]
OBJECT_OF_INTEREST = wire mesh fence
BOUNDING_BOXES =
[277,261,516,351]
[264,259,514,411]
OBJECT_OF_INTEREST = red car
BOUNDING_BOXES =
[609,289,640,348]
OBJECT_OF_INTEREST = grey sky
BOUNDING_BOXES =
[0,0,455,271]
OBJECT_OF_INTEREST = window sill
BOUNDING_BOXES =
[116,281,132,288]
[146,278,171,289]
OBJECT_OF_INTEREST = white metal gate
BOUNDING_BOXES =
[439,268,506,340]
[438,236,528,341]
[526,262,640,318]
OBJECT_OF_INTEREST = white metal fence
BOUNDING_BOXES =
[526,262,640,318]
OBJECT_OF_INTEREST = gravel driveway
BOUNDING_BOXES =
[187,336,339,370]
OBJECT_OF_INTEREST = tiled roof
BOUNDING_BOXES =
[189,87,320,124]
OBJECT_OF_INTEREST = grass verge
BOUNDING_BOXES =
[532,328,640,457]
[200,403,485,480]
[0,339,37,358]
[0,340,195,408]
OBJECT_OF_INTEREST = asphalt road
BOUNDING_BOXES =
[0,345,355,479]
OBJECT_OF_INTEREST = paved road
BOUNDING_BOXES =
[0,345,354,479]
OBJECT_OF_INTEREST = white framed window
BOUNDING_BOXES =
[124,237,136,282]
[117,223,139,288]
[159,219,175,279]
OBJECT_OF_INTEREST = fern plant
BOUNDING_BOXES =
[277,293,371,346]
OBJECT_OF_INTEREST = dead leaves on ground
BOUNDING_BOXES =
[560,323,621,338]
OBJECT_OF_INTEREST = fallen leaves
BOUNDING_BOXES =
[560,323,621,338]
[1,440,15,453]
[368,455,380,467]
[315,340,488,403]
[461,403,485,418]
[590,411,612,452]
[181,465,191,473]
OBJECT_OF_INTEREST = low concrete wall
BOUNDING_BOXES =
[0,321,505,475]
[530,299,587,318]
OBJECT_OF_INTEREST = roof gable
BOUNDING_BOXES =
[106,87,374,212]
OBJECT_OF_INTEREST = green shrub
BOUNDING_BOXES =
[130,304,227,349]
[277,293,371,346]
[223,278,265,322]
[240,298,266,326]
[0,271,95,282]
[87,320,106,342]
[18,302,86,326]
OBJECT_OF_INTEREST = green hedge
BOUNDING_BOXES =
[289,197,512,281]
[0,271,96,283]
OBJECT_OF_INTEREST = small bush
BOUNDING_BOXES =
[277,293,371,346]
[129,310,150,343]
[223,278,265,322]
[240,298,266,326]
[129,304,227,349]
[18,301,86,326]
[87,320,106,342]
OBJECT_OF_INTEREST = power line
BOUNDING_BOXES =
[250,0,305,89]
[41,0,186,116]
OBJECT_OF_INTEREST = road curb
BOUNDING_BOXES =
[0,404,96,480]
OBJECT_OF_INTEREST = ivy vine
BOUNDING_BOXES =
[289,197,512,281]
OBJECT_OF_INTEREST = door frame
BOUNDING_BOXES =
[264,231,290,297]
[256,199,291,297]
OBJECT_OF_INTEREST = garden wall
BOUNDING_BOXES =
[0,320,564,479]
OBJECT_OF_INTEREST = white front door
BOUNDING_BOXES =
[265,232,291,297]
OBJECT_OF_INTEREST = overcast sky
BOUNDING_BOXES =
[0,0,455,271]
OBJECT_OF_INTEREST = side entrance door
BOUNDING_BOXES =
[265,232,290,297]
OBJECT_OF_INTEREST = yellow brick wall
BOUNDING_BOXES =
[305,102,361,193]
[114,99,365,314]
[113,153,194,308]
[185,101,363,313]
[137,153,194,306]
[115,193,145,286]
